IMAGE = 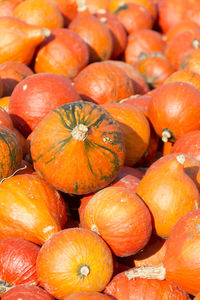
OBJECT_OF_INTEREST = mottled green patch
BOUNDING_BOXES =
[114,4,128,14]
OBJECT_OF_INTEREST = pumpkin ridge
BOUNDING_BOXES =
[54,109,73,130]
[0,130,19,172]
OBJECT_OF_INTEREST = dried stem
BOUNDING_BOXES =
[125,264,166,281]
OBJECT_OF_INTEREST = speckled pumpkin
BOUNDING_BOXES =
[31,101,125,195]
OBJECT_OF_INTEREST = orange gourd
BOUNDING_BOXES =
[165,20,200,43]
[13,0,64,29]
[64,291,113,300]
[82,186,152,257]
[1,285,54,299]
[0,0,24,17]
[180,49,200,75]
[0,16,51,65]
[0,97,10,112]
[103,102,150,166]
[36,228,113,299]
[165,70,200,93]
[85,0,110,13]
[137,153,200,238]
[69,12,113,63]
[34,28,89,79]
[0,62,34,97]
[48,0,78,27]
[0,107,14,130]
[30,101,125,195]
[0,173,67,244]
[148,82,200,142]
[73,61,134,104]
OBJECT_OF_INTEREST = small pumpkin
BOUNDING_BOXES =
[0,238,40,296]
[0,0,24,17]
[31,101,125,195]
[36,228,113,299]
[165,20,200,43]
[64,291,113,300]
[0,173,67,244]
[180,49,200,75]
[48,0,78,27]
[2,285,54,300]
[165,70,200,93]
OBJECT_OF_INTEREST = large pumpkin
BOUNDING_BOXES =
[31,101,125,194]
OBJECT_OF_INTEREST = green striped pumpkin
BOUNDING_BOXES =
[30,101,125,194]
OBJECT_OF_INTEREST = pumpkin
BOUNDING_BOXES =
[105,270,189,299]
[125,29,166,66]
[0,107,14,130]
[171,130,200,161]
[31,101,125,195]
[137,153,200,238]
[73,61,134,104]
[0,97,10,112]
[103,102,150,166]
[34,28,89,79]
[0,238,40,296]
[64,291,113,300]
[94,12,127,59]
[165,70,200,93]
[48,0,78,27]
[109,0,157,21]
[137,55,175,89]
[165,20,200,43]
[2,285,54,300]
[85,0,110,13]
[0,62,34,97]
[0,125,22,181]
[13,128,29,158]
[36,228,113,299]
[126,209,200,296]
[69,12,113,63]
[9,73,81,137]
[82,186,152,256]
[114,3,153,34]
[0,173,67,244]
[0,16,51,65]
[0,0,24,17]
[148,82,200,142]
[180,49,200,75]
[106,60,149,95]
[13,0,64,29]
[120,94,151,115]
[165,29,200,69]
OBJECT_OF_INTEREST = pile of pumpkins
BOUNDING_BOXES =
[1,0,200,299]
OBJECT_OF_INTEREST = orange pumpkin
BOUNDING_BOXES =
[120,95,151,116]
[125,29,166,66]
[0,97,10,112]
[13,0,64,29]
[82,186,152,257]
[31,101,125,195]
[148,82,200,142]
[0,0,24,17]
[103,102,150,166]
[9,73,81,137]
[34,28,89,79]
[165,70,200,93]
[0,62,34,97]
[180,49,200,75]
[48,0,78,27]
[0,173,67,244]
[0,16,51,65]
[165,20,200,43]
[1,285,54,299]
[64,291,113,300]
[73,61,134,104]
[0,125,22,181]
[85,0,110,13]
[0,107,14,130]
[137,154,200,238]
[69,12,113,63]
[36,228,113,299]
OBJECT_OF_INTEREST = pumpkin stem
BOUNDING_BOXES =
[91,224,99,234]
[176,154,185,165]
[42,28,51,38]
[125,264,166,281]
[100,17,108,24]
[0,281,13,294]
[162,129,172,143]
[79,265,90,278]
[0,165,27,184]
[76,0,88,12]
[97,9,107,14]
[71,124,88,141]
[192,39,200,49]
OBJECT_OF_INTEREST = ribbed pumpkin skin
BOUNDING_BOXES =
[103,102,150,166]
[13,0,64,29]
[73,61,134,105]
[0,125,22,181]
[0,238,40,296]
[0,174,67,244]
[0,62,34,97]
[36,228,113,299]
[2,285,54,300]
[31,101,125,195]
[83,186,152,257]
[0,16,50,65]
[34,28,89,79]
[104,271,189,300]
[64,291,112,300]
[137,154,200,238]
[9,73,81,137]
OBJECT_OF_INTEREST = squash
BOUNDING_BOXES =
[31,101,125,194]
[0,0,24,17]
[64,291,113,299]
[165,20,200,43]
[0,16,51,65]
[1,285,54,300]
[0,238,40,296]
[0,173,67,244]
[165,70,200,93]
[180,49,200,75]
[48,0,78,27]
[36,228,113,299]
[9,73,81,137]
